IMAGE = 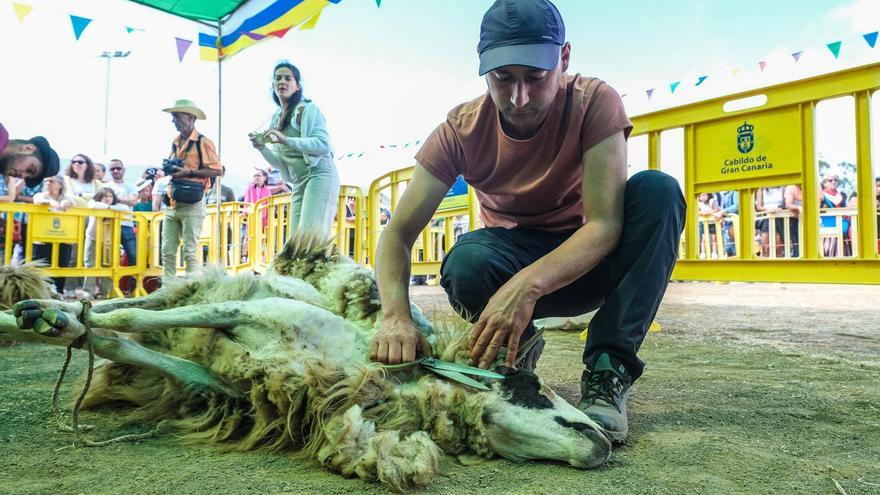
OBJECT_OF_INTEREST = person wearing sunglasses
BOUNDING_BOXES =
[64,153,103,206]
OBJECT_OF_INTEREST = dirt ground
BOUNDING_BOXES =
[1,281,879,495]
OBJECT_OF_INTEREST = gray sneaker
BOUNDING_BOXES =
[577,353,632,443]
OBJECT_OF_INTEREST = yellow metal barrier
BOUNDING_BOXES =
[367,167,479,276]
[631,61,880,283]
[0,203,151,297]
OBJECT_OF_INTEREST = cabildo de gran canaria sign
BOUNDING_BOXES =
[694,106,801,184]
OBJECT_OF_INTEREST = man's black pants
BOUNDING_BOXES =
[440,170,685,381]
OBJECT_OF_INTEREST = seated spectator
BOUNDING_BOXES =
[32,176,75,293]
[83,187,131,299]
[697,192,720,259]
[819,175,850,257]
[755,186,786,257]
[64,153,102,205]
[345,196,356,220]
[714,190,738,257]
[784,184,802,257]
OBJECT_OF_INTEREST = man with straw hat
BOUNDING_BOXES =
[159,99,221,279]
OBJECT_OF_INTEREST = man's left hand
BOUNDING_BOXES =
[468,275,539,369]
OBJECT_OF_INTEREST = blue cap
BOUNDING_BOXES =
[477,0,565,76]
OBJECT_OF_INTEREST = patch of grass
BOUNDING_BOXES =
[1,331,878,495]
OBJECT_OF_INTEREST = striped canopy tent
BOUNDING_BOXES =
[130,0,344,61]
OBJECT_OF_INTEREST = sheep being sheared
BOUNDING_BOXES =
[1,233,611,491]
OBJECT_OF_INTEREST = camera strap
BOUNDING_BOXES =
[170,134,204,171]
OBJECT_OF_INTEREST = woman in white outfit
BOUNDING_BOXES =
[251,62,339,237]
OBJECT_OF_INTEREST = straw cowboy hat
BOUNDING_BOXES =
[162,99,206,120]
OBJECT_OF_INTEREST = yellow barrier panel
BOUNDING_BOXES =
[632,61,880,284]
[0,203,151,298]
[367,166,479,276]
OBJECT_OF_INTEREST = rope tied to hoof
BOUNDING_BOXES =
[51,299,167,447]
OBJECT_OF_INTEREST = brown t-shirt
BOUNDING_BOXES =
[416,74,632,232]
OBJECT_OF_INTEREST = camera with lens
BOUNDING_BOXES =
[249,131,273,146]
[162,158,184,176]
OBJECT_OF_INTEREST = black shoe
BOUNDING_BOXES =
[577,353,632,443]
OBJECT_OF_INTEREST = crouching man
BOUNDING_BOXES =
[369,0,685,443]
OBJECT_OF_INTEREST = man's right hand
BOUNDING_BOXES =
[369,316,432,365]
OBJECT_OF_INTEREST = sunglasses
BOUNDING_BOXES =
[71,159,86,165]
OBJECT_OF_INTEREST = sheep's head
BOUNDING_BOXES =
[481,368,611,468]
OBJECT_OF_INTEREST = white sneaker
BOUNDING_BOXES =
[710,252,719,259]
[698,252,706,259]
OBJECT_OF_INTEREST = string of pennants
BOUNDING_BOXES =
[10,1,200,62]
[336,139,423,161]
[630,29,879,102]
[7,0,382,63]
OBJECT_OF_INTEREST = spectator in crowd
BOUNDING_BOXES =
[0,173,17,202]
[133,178,153,211]
[245,168,273,225]
[160,99,221,279]
[0,172,19,261]
[0,126,61,188]
[105,159,138,206]
[697,192,720,259]
[264,165,289,195]
[83,187,132,299]
[380,207,391,226]
[251,62,339,237]
[713,190,738,257]
[875,177,879,253]
[152,170,171,212]
[819,174,850,257]
[755,186,786,257]
[205,166,236,205]
[94,162,107,183]
[241,168,272,262]
[11,174,44,262]
[345,196,357,220]
[105,159,138,276]
[784,184,802,257]
[32,175,75,293]
[64,153,103,205]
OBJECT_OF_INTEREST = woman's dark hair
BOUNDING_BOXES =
[66,153,95,183]
[254,169,269,184]
[96,187,118,205]
[272,62,310,131]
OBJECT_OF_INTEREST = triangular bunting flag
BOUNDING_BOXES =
[299,10,322,30]
[244,31,267,40]
[732,68,741,76]
[646,88,654,100]
[69,15,92,41]
[670,81,680,93]
[864,32,878,48]
[375,0,381,6]
[758,60,767,71]
[125,26,144,34]
[175,37,192,62]
[12,3,34,23]
[695,75,707,86]
[268,26,292,38]
[827,41,842,59]
[792,51,803,62]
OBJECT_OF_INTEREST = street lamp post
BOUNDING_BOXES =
[99,50,131,156]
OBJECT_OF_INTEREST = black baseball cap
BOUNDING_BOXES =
[27,136,60,188]
[477,0,566,76]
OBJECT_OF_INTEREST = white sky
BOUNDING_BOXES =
[1,0,879,193]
